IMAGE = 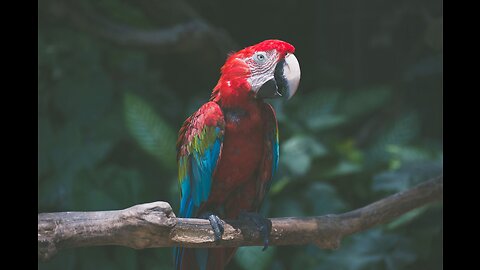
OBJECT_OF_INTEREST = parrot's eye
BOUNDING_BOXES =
[253,52,267,64]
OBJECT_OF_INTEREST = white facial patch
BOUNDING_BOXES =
[245,50,279,92]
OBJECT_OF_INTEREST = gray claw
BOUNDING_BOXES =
[208,214,224,242]
[239,211,272,251]
[201,212,225,243]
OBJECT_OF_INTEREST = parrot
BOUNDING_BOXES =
[174,39,301,270]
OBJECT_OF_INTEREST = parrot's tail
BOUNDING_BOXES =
[174,247,237,270]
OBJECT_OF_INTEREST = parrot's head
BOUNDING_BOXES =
[213,39,301,103]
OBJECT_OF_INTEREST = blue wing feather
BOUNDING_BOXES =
[183,135,222,213]
[174,102,225,270]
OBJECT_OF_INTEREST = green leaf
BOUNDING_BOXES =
[294,90,347,131]
[295,89,341,119]
[387,205,430,230]
[124,92,176,168]
[382,112,420,145]
[336,139,364,163]
[315,229,417,270]
[305,114,347,131]
[305,182,346,215]
[372,171,410,192]
[367,112,420,165]
[281,135,328,176]
[269,176,291,195]
[340,86,392,118]
[323,160,362,178]
[386,145,431,162]
[373,160,443,192]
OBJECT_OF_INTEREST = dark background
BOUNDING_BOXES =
[38,0,443,269]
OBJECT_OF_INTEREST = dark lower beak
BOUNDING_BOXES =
[254,53,300,100]
[255,79,283,99]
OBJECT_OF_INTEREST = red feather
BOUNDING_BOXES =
[176,39,294,270]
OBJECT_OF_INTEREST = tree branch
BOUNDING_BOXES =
[46,1,238,54]
[38,175,442,261]
[133,0,239,54]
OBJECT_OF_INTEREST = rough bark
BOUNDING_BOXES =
[38,176,442,261]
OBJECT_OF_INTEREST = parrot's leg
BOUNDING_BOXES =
[239,211,272,251]
[200,212,225,243]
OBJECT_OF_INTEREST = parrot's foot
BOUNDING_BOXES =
[200,212,225,243]
[239,211,272,251]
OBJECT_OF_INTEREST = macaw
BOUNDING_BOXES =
[174,39,301,270]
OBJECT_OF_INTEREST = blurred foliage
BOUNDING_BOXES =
[38,0,442,269]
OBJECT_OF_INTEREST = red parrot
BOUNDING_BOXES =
[174,39,301,270]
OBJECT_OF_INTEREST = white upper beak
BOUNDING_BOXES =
[284,53,301,99]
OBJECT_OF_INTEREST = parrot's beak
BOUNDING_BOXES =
[255,53,301,100]
[281,53,301,100]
